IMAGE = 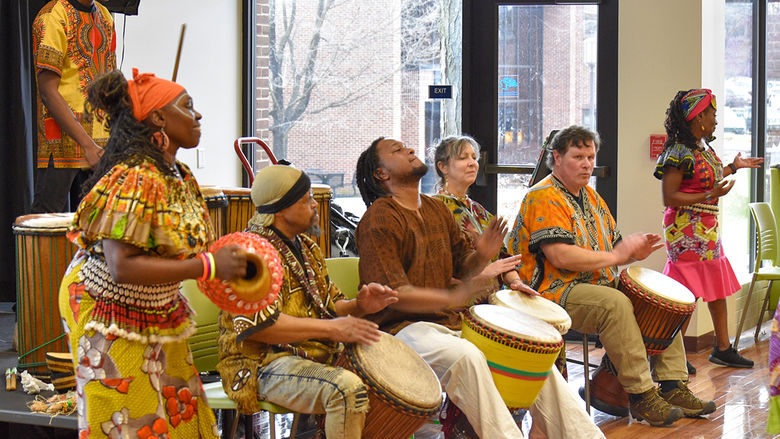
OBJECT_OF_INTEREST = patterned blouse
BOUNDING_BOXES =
[507,175,621,306]
[653,142,723,199]
[68,158,213,342]
[217,226,345,414]
[33,0,116,168]
[434,189,504,301]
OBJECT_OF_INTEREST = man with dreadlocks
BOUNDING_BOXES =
[217,165,398,439]
[354,138,604,439]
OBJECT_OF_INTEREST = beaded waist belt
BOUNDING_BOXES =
[81,256,193,343]
[679,202,718,215]
[82,256,180,307]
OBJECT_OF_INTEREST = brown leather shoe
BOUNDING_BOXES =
[579,354,629,417]
[630,388,684,427]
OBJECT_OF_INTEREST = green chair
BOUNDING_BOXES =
[734,203,780,349]
[325,257,360,299]
[180,280,299,438]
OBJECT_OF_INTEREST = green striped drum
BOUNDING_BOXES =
[462,304,563,409]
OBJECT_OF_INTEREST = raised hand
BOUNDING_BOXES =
[481,254,523,279]
[732,152,764,170]
[356,282,399,315]
[612,233,646,265]
[630,233,664,262]
[710,179,735,199]
[328,315,382,345]
[474,217,509,261]
[462,219,481,243]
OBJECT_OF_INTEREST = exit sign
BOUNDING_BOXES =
[429,85,452,99]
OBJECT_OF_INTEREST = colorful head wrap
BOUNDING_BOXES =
[680,89,717,121]
[249,165,311,227]
[126,68,186,121]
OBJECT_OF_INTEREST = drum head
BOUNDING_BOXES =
[491,290,571,335]
[13,213,74,232]
[624,266,695,305]
[469,304,562,344]
[199,185,226,199]
[221,187,252,197]
[351,332,441,410]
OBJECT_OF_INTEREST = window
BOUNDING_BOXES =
[722,0,754,278]
[250,0,462,216]
[495,4,599,219]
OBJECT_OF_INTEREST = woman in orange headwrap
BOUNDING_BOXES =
[58,69,246,438]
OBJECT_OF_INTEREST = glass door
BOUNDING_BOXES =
[463,0,617,219]
[495,3,599,218]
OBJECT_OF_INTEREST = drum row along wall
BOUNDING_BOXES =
[201,184,332,258]
[12,185,332,374]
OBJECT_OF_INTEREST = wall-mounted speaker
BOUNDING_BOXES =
[98,0,140,15]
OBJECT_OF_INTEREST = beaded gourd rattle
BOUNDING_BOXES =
[197,232,283,314]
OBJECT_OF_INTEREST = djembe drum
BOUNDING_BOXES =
[13,213,75,374]
[222,184,333,256]
[462,304,563,409]
[200,186,228,238]
[491,290,571,335]
[334,332,442,439]
[618,266,696,354]
[311,184,332,258]
[585,266,696,416]
[222,187,255,236]
[491,289,572,379]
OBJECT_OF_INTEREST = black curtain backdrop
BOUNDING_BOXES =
[0,0,48,302]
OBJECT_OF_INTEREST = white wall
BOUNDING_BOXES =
[617,0,744,339]
[113,1,243,186]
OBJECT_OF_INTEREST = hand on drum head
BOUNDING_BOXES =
[507,278,539,296]
[474,217,509,261]
[356,282,399,315]
[212,245,248,281]
[329,316,382,345]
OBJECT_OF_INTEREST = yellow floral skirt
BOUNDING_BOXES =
[59,260,218,438]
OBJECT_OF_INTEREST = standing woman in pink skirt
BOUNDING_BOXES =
[654,89,762,371]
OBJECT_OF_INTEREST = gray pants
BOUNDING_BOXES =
[257,355,369,439]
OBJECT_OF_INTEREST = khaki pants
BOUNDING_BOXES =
[396,321,605,439]
[564,282,688,394]
[256,355,368,439]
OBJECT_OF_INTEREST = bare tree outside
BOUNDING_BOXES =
[264,0,461,161]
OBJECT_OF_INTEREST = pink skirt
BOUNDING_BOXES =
[662,256,741,302]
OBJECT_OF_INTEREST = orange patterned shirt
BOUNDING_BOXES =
[33,0,116,168]
[507,175,621,306]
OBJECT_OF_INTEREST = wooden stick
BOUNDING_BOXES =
[172,23,187,81]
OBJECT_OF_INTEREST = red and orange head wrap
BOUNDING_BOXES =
[680,88,717,121]
[126,68,186,121]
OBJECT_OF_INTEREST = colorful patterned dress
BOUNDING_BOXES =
[58,158,219,438]
[653,143,741,302]
[33,0,116,169]
[769,307,780,433]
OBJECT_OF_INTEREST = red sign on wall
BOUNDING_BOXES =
[650,135,667,160]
